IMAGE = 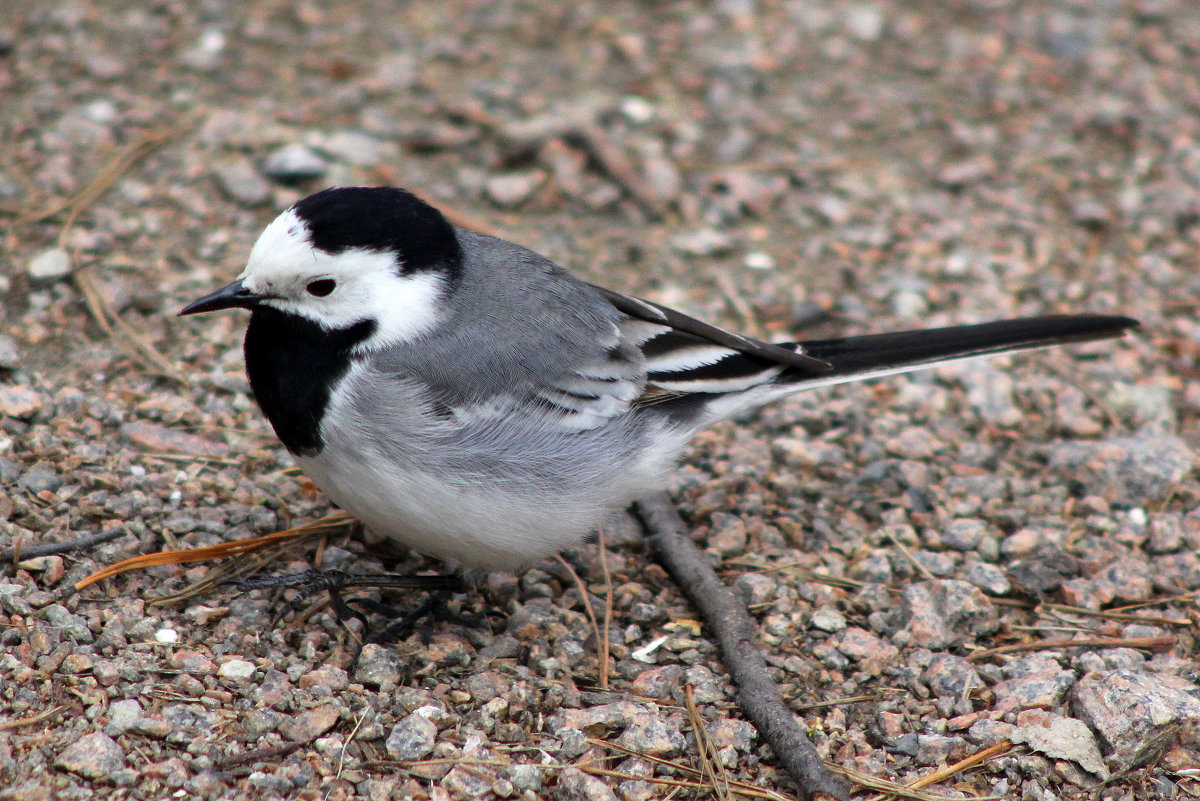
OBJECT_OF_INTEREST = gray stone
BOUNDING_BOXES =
[555,727,589,759]
[555,767,620,801]
[385,714,437,760]
[1146,513,1185,553]
[218,659,256,681]
[941,518,989,551]
[104,699,143,736]
[992,655,1076,714]
[18,465,61,493]
[810,607,847,633]
[354,643,404,688]
[844,3,885,41]
[891,580,999,649]
[1097,557,1154,602]
[261,144,329,183]
[1007,547,1081,597]
[915,733,965,766]
[1048,435,1195,506]
[1105,382,1176,431]
[55,731,126,779]
[212,157,272,207]
[308,130,391,167]
[830,626,899,670]
[485,170,546,207]
[962,561,1011,595]
[0,386,42,419]
[629,665,684,701]
[1011,714,1108,778]
[924,653,982,700]
[0,335,20,369]
[958,362,1022,426]
[372,52,417,89]
[617,710,686,756]
[42,603,93,642]
[670,228,735,256]
[1072,670,1200,765]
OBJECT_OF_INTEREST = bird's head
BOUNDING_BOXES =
[181,187,462,349]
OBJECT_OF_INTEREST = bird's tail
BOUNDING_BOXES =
[785,314,1139,390]
[669,313,1139,424]
[643,313,1137,424]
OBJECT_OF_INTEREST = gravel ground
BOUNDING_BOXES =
[2,1,1199,799]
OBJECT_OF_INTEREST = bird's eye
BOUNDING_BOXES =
[306,279,336,297]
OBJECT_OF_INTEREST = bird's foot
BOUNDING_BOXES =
[357,591,494,645]
[226,568,464,628]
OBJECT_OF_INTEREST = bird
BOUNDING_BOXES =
[181,186,1138,575]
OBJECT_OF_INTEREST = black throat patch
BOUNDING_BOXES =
[243,307,376,456]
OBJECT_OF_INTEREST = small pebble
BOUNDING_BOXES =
[212,158,273,207]
[386,714,438,760]
[810,607,847,632]
[218,659,256,680]
[0,335,21,369]
[261,144,329,183]
[670,228,735,256]
[27,248,72,281]
[485,170,546,207]
[55,731,126,778]
[279,704,340,743]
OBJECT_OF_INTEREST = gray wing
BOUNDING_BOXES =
[367,230,831,430]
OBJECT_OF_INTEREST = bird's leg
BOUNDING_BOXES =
[360,590,492,645]
[226,569,465,627]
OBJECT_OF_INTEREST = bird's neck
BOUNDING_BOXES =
[243,307,375,456]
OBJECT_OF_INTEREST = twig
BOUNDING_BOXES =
[0,530,123,562]
[74,511,357,591]
[905,740,1013,791]
[584,739,799,801]
[886,534,937,582]
[597,528,614,690]
[146,541,313,606]
[714,272,766,340]
[1105,589,1200,614]
[863,740,1014,801]
[686,683,735,801]
[333,708,369,784]
[635,494,850,801]
[20,124,191,384]
[578,124,668,218]
[0,705,68,732]
[213,741,303,769]
[18,126,179,229]
[967,635,1176,663]
[792,695,880,712]
[75,265,187,384]
[831,761,1005,801]
[367,751,798,801]
[557,555,609,689]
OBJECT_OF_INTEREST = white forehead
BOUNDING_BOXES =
[238,207,444,348]
[241,209,340,285]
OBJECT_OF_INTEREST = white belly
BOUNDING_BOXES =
[297,449,618,571]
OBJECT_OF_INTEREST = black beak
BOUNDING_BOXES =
[179,279,264,316]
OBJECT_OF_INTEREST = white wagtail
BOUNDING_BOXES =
[181,187,1138,575]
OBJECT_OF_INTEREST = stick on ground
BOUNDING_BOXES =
[635,493,850,801]
[1,530,123,562]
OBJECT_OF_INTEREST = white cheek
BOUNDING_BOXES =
[264,268,445,349]
[348,270,446,350]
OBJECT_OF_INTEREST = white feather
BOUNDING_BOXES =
[241,208,446,349]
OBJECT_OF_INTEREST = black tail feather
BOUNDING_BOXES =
[794,314,1139,378]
